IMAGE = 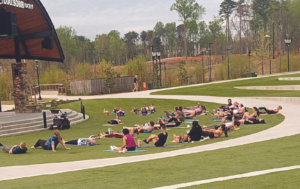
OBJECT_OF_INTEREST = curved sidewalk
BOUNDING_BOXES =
[0,95,298,181]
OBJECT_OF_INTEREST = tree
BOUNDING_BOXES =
[170,0,205,60]
[140,30,147,47]
[56,26,77,73]
[94,34,110,62]
[154,21,165,38]
[177,61,188,84]
[219,0,237,45]
[108,30,123,66]
[252,0,272,29]
[124,31,139,60]
[104,66,116,94]
[165,22,177,57]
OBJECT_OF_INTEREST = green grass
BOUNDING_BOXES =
[0,99,283,167]
[151,73,300,97]
[186,169,300,189]
[2,133,299,189]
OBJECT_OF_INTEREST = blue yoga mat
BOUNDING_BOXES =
[184,120,199,123]
[214,120,231,122]
[140,113,151,116]
[103,149,148,153]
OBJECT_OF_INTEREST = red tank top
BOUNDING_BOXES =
[125,134,136,148]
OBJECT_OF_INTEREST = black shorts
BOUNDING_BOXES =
[126,147,136,151]
[154,142,164,147]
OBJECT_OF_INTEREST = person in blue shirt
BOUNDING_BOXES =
[0,141,27,154]
[31,130,70,152]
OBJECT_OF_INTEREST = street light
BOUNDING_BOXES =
[226,48,231,80]
[209,43,213,82]
[35,60,42,100]
[285,38,291,72]
[152,52,160,89]
[265,35,272,74]
[277,52,281,72]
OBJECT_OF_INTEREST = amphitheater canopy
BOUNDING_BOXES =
[0,0,64,62]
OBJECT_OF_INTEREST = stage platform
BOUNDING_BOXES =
[0,109,88,138]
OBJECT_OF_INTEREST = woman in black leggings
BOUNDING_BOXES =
[259,106,282,115]
[108,115,121,125]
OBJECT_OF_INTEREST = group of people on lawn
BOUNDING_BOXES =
[0,99,282,154]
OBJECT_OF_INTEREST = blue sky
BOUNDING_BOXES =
[41,0,223,40]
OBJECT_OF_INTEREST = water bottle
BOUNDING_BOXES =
[108,128,111,134]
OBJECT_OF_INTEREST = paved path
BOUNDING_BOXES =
[153,165,300,189]
[0,71,299,182]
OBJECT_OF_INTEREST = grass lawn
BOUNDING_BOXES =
[0,99,283,167]
[2,133,299,189]
[151,73,300,97]
[186,169,300,189]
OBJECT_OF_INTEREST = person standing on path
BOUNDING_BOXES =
[133,75,138,92]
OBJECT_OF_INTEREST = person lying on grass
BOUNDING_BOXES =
[172,121,203,143]
[131,106,141,114]
[111,128,136,153]
[63,135,99,146]
[107,115,121,125]
[202,124,228,138]
[238,119,265,125]
[31,130,70,152]
[259,106,282,115]
[0,141,27,154]
[143,125,168,147]
[183,106,207,119]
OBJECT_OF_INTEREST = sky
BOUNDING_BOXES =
[41,0,223,40]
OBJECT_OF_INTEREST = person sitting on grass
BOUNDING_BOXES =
[117,108,125,117]
[130,121,155,135]
[211,108,234,119]
[107,115,121,125]
[149,103,156,113]
[141,104,148,115]
[164,107,178,119]
[202,124,228,138]
[111,129,136,153]
[131,106,140,114]
[214,99,233,112]
[63,135,99,146]
[31,130,70,152]
[242,107,260,120]
[0,141,27,154]
[112,106,118,113]
[165,116,184,127]
[172,121,203,143]
[259,106,282,115]
[143,125,168,147]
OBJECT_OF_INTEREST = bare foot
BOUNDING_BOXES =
[31,146,36,149]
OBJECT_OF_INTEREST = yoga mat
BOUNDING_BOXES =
[140,145,184,148]
[184,120,199,123]
[103,149,147,153]
[103,123,124,126]
[60,144,99,147]
[214,120,231,122]
[140,113,151,116]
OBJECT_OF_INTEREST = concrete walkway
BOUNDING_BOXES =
[153,165,300,189]
[0,71,299,182]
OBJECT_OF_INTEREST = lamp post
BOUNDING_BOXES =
[209,43,213,82]
[226,48,231,80]
[156,52,160,89]
[248,50,251,71]
[265,35,271,74]
[35,60,42,100]
[285,38,291,72]
[278,52,281,72]
[201,49,205,83]
[152,52,155,86]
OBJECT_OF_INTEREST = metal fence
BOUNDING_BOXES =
[70,76,135,95]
